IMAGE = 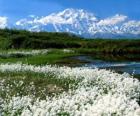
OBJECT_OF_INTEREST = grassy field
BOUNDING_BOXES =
[0,29,140,115]
[0,62,139,115]
[0,49,81,65]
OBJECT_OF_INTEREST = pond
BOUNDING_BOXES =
[72,54,140,75]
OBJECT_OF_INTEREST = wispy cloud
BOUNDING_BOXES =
[0,16,7,28]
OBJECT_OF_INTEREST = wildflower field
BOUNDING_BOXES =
[0,49,140,116]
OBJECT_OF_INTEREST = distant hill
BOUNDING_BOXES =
[0,29,140,54]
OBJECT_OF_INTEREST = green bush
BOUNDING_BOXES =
[0,28,140,54]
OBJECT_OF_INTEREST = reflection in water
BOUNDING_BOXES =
[74,55,140,75]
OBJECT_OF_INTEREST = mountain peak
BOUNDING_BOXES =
[61,8,88,14]
[15,8,140,38]
[52,8,97,22]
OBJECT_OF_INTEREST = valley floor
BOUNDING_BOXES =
[0,49,140,116]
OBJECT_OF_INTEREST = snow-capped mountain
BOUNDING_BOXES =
[15,8,140,38]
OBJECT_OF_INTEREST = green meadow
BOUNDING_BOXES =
[0,29,140,115]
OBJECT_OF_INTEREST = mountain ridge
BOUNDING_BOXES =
[9,8,140,38]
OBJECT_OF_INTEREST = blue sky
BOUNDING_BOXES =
[0,0,140,24]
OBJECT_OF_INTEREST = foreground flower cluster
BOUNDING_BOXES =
[0,63,140,116]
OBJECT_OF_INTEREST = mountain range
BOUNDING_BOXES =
[1,8,140,38]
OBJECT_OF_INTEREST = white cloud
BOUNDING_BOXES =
[98,14,127,26]
[0,16,7,29]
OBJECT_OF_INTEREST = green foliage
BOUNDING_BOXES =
[0,28,140,54]
[0,29,83,49]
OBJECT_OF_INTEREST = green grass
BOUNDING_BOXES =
[0,49,79,65]
[0,71,81,100]
[0,49,82,101]
[0,29,140,115]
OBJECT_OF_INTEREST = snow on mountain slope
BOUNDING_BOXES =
[15,8,140,38]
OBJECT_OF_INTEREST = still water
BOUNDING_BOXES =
[74,55,140,75]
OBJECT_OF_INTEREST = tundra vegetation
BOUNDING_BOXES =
[0,29,140,116]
